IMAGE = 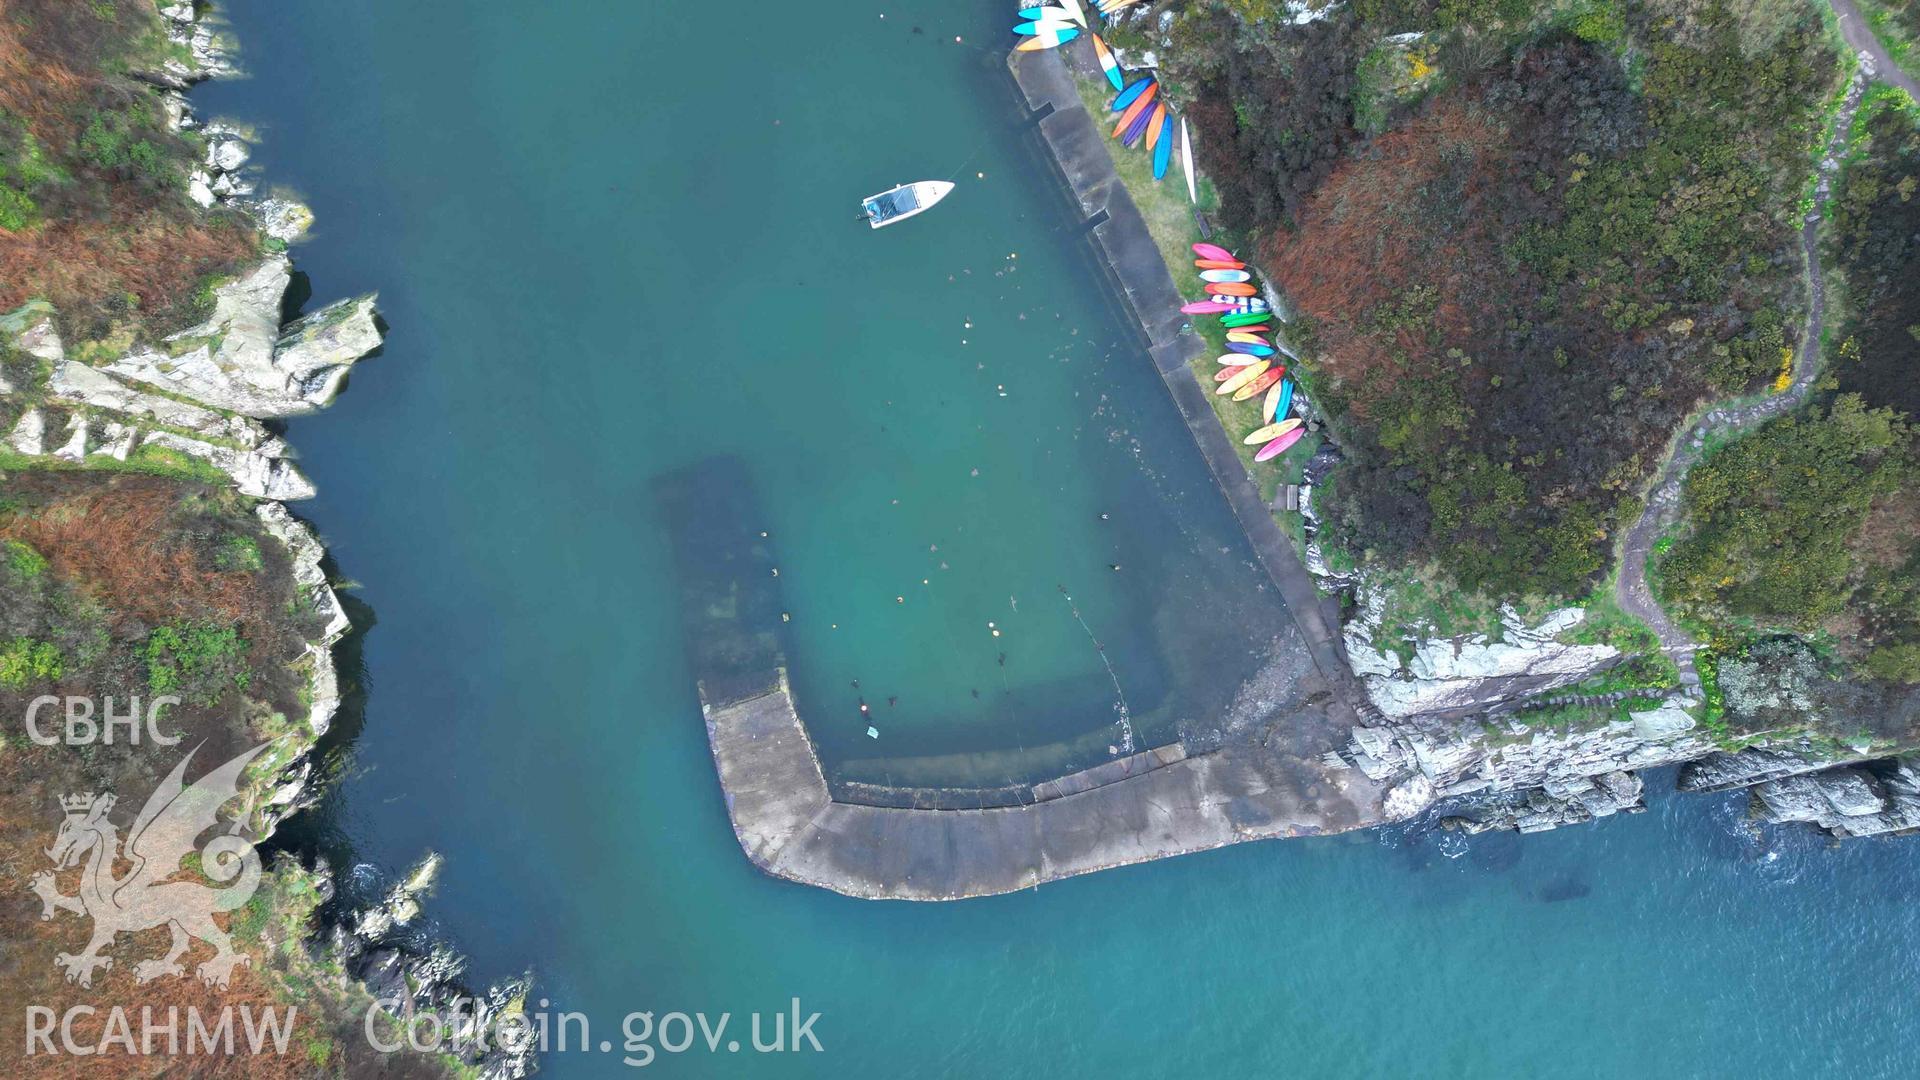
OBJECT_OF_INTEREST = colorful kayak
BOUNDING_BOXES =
[1216,359,1270,395]
[1014,20,1079,36]
[1201,269,1251,283]
[1206,281,1257,297]
[1145,105,1167,161]
[1181,300,1237,315]
[1193,242,1235,261]
[1221,309,1270,327]
[1195,259,1245,270]
[1269,378,1294,423]
[1226,333,1270,345]
[1112,83,1158,138]
[1015,27,1078,49]
[1228,298,1269,313]
[1181,117,1197,205]
[1152,116,1174,180]
[1216,354,1262,366]
[1111,77,1153,112]
[1090,32,1123,90]
[1213,365,1240,382]
[1231,367,1285,402]
[1122,104,1154,147]
[1227,341,1275,357]
[1255,426,1305,462]
[1018,5,1075,18]
[1243,417,1303,446]
[1224,324,1271,336]
[1058,0,1090,27]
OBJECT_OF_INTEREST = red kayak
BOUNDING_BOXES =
[1194,259,1245,270]
[1213,366,1240,382]
[1224,324,1270,335]
[1206,281,1257,297]
[1193,242,1235,261]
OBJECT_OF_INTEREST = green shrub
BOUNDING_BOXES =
[4,539,47,578]
[1863,643,1920,683]
[0,638,63,688]
[142,621,248,702]
[216,534,264,572]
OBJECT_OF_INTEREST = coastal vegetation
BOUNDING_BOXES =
[0,0,257,343]
[1178,0,1839,599]
[0,3,489,1074]
[1137,0,1920,749]
[1652,89,1920,714]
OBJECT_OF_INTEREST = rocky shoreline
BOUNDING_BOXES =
[3,4,532,1074]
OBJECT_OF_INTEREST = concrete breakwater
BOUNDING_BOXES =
[699,672,1381,900]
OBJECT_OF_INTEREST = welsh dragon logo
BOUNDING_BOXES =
[29,741,271,990]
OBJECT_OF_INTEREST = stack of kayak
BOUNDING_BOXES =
[1181,243,1303,463]
[1105,76,1185,186]
[1012,1,1088,50]
[1015,0,1201,201]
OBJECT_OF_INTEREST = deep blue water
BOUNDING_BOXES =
[200,2,1920,1076]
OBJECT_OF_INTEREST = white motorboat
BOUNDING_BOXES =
[861,180,954,229]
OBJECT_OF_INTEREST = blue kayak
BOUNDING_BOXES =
[1152,115,1174,180]
[1111,77,1153,112]
[1227,341,1275,357]
[1274,379,1295,421]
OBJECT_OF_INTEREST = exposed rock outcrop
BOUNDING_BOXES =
[103,256,378,417]
[1749,758,1920,839]
[1346,691,1712,831]
[324,855,536,1080]
[1343,589,1622,717]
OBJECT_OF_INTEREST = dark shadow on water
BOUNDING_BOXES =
[1536,876,1593,903]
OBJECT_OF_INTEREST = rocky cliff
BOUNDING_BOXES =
[0,3,531,1075]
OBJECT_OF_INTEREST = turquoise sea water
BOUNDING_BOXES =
[207,2,1920,1076]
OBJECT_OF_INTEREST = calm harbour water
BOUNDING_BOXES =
[205,2,1920,1075]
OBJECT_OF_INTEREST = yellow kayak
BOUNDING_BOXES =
[1242,417,1303,445]
[1215,359,1269,396]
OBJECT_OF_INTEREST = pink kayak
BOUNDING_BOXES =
[1181,300,1238,315]
[1254,426,1305,462]
[1193,242,1235,261]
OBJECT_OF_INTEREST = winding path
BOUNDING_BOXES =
[1831,0,1920,100]
[1614,21,1890,692]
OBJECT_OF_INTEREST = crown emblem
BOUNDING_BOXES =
[58,793,108,814]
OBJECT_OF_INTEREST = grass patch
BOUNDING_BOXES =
[142,619,247,703]
[1068,67,1321,522]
